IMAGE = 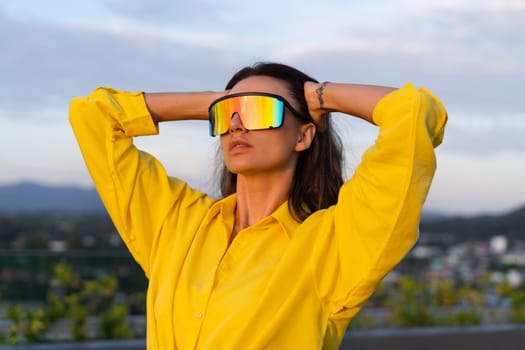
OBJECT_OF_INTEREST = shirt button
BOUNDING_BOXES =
[195,311,203,318]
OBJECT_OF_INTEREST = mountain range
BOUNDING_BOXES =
[1,182,524,236]
[0,182,105,213]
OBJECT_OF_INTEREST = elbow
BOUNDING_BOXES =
[419,91,448,148]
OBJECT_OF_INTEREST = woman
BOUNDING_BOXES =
[69,62,447,349]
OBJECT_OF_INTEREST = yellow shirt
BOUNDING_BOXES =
[69,83,447,349]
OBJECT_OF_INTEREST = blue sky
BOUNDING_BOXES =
[1,0,524,216]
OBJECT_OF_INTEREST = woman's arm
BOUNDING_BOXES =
[69,88,223,276]
[144,91,228,123]
[304,81,395,124]
[306,82,447,317]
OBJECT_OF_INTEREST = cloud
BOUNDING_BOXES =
[1,0,524,215]
[439,112,525,155]
[1,0,523,157]
[0,9,239,118]
[103,0,232,26]
[278,0,525,117]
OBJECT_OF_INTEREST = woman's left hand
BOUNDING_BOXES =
[304,81,329,130]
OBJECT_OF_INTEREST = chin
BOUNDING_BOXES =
[225,165,253,175]
[225,160,264,176]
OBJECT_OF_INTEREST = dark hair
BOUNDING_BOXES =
[216,62,344,221]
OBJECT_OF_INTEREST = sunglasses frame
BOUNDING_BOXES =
[208,92,304,137]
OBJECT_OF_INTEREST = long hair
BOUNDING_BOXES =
[216,62,344,221]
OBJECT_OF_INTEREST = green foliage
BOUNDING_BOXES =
[348,311,376,331]
[4,304,24,344]
[5,304,24,323]
[496,281,514,298]
[23,308,48,343]
[431,280,459,307]
[51,263,81,292]
[452,310,482,326]
[510,290,525,324]
[98,303,134,339]
[45,292,66,322]
[1,304,49,345]
[1,262,145,344]
[127,291,147,315]
[64,293,88,341]
[386,276,436,328]
[54,263,129,341]
[83,274,118,314]
[355,277,493,330]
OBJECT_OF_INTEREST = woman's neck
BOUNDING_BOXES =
[232,171,293,237]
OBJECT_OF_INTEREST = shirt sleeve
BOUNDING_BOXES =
[68,87,211,278]
[311,83,447,317]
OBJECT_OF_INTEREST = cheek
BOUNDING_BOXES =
[219,136,228,149]
[256,135,299,165]
[219,135,233,157]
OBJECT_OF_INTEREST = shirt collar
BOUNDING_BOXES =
[269,200,302,239]
[208,194,302,240]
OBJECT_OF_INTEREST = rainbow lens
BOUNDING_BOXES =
[209,93,286,137]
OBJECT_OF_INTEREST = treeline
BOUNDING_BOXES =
[1,203,524,251]
[0,250,145,301]
[0,212,116,250]
[420,205,525,241]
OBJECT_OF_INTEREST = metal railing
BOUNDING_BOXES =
[2,324,525,349]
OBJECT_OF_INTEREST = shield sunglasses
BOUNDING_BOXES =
[208,92,303,137]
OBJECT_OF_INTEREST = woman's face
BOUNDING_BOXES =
[220,75,313,177]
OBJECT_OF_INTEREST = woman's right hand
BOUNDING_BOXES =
[145,90,229,123]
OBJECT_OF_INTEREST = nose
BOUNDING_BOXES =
[228,113,247,134]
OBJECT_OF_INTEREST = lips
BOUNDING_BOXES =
[229,138,251,151]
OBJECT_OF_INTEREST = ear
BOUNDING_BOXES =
[295,122,316,152]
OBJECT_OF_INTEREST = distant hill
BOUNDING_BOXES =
[1,182,524,241]
[420,204,525,241]
[0,182,105,213]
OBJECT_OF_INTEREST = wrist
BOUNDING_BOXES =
[305,82,325,113]
[315,81,330,110]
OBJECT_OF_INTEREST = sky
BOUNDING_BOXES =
[0,0,524,216]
